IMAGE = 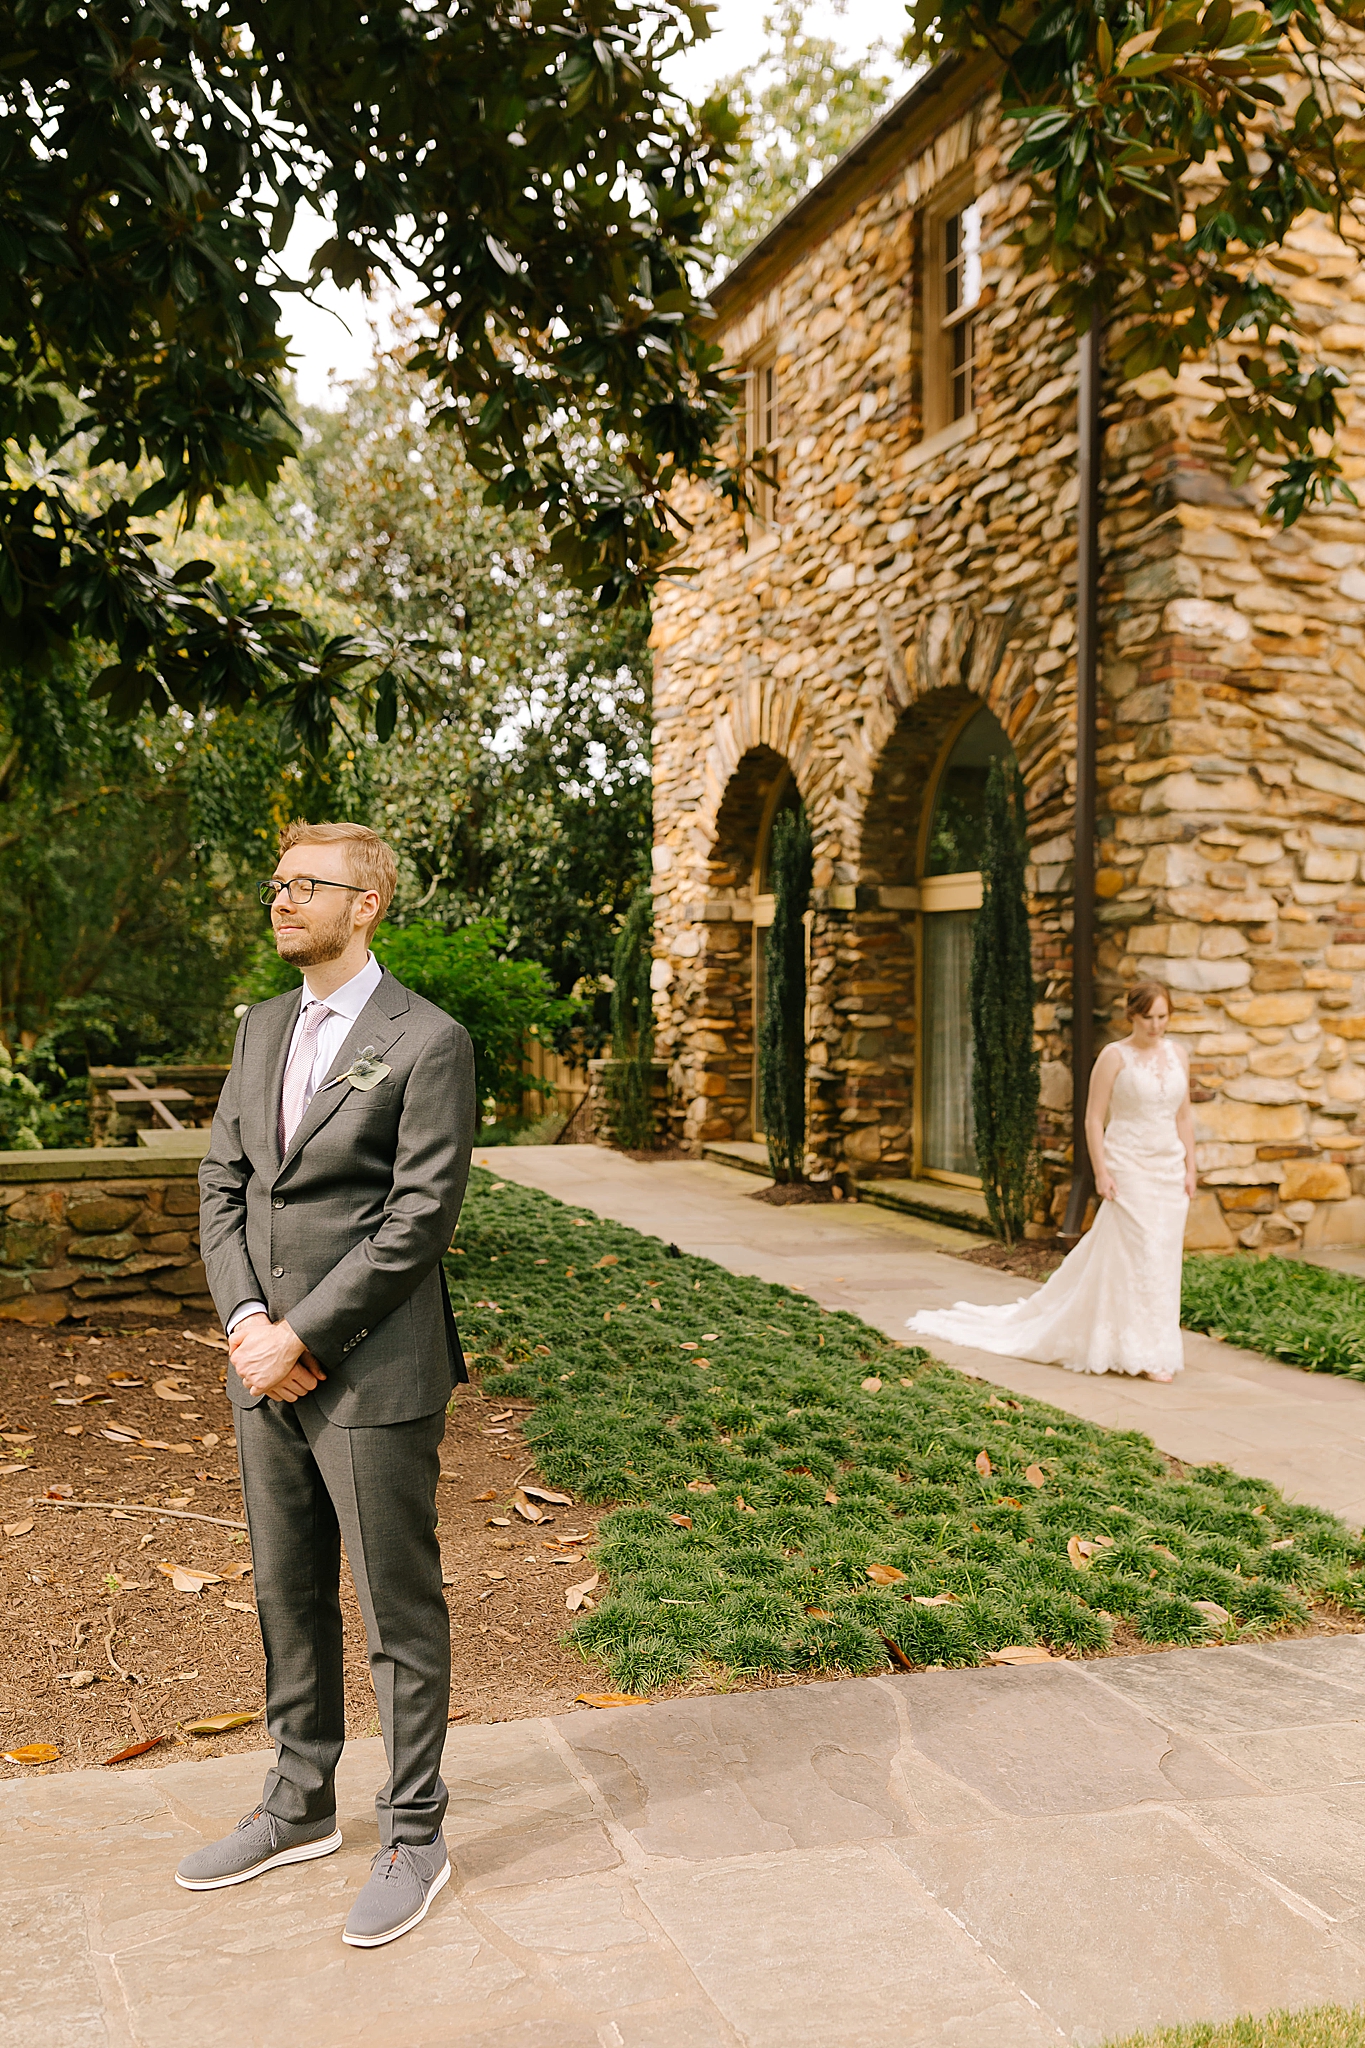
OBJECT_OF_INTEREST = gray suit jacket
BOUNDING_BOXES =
[199,966,476,1426]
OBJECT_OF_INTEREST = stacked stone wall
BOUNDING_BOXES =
[0,1152,214,1325]
[649,81,1365,1249]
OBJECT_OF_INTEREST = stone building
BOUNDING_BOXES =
[648,54,1365,1253]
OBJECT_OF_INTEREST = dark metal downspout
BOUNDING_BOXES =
[1060,321,1103,1242]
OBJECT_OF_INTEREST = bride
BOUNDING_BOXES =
[907,982,1197,1381]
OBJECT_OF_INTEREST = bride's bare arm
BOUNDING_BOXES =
[1174,1043,1197,1197]
[1084,1043,1124,1203]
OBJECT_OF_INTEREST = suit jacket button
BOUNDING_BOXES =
[272,1197,285,1209]
[271,1265,284,1278]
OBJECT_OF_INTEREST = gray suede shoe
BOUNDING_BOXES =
[175,1805,342,1891]
[341,1833,450,1948]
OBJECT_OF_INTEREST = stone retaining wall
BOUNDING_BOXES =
[0,1149,215,1327]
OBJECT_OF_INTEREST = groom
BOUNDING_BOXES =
[186,820,475,1948]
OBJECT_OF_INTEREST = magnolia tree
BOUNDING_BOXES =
[907,0,1365,522]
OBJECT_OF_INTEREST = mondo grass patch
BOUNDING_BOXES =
[1182,1254,1365,1377]
[1105,2006,1365,2048]
[449,1171,1365,1694]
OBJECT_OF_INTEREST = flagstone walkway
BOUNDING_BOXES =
[480,1146,1365,1532]
[16,1640,1365,2047]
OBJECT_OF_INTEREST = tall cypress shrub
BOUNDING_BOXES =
[759,808,813,1183]
[608,887,656,1149]
[970,757,1039,1244]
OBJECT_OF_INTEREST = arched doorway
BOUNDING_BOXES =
[917,705,1013,1183]
[750,766,804,1138]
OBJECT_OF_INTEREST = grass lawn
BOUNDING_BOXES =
[1106,2008,1365,2047]
[449,1170,1365,1693]
[1182,1254,1365,1377]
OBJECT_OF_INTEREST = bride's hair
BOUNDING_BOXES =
[1125,980,1169,1019]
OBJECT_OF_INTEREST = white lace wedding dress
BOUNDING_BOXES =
[907,1043,1190,1377]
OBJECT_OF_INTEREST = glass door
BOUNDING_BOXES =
[921,907,977,1177]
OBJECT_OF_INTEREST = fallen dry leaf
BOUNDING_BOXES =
[911,1592,959,1606]
[565,1573,600,1613]
[1151,1544,1179,1560]
[472,1489,498,1503]
[2,1744,60,1764]
[1,1432,35,1443]
[974,1450,992,1478]
[668,1513,693,1529]
[866,1563,907,1585]
[44,1484,74,1500]
[1067,1537,1094,1569]
[824,1488,840,1505]
[101,1737,164,1766]
[1194,1600,1231,1626]
[513,1497,544,1524]
[486,1515,512,1528]
[61,1672,98,1689]
[574,1693,643,1708]
[106,1371,144,1387]
[219,1562,253,1581]
[1024,1465,1046,1488]
[107,1575,146,1591]
[0,1464,26,1476]
[182,1711,261,1736]
[987,1646,1054,1666]
[879,1634,914,1671]
[1270,1537,1294,1551]
[804,1605,833,1621]
[521,1486,573,1506]
[446,1708,467,1723]
[224,1600,255,1615]
[200,1433,219,1450]
[686,1478,717,1494]
[861,1376,883,1393]
[153,1378,194,1402]
[995,1496,1023,1510]
[181,1329,228,1352]
[4,1520,34,1538]
[158,1563,223,1593]
[593,1254,619,1268]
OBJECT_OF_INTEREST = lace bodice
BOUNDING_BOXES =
[1107,1041,1186,1153]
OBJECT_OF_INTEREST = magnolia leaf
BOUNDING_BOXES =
[804,1605,833,1620]
[2,1744,60,1763]
[1024,1465,1046,1487]
[4,1520,34,1537]
[880,1633,915,1671]
[912,1592,959,1606]
[975,1451,992,1478]
[153,1378,193,1402]
[573,1693,643,1708]
[668,1512,693,1528]
[182,1711,261,1735]
[861,1376,883,1393]
[986,1646,1054,1665]
[224,1600,255,1615]
[513,1496,544,1523]
[101,1736,165,1765]
[824,1488,840,1505]
[63,1671,98,1689]
[686,1478,717,1494]
[1194,1599,1232,1625]
[1067,1536,1093,1570]
[565,1573,601,1612]
[866,1563,907,1585]
[521,1486,573,1505]
[472,1489,498,1502]
[593,1254,619,1268]
[486,1515,512,1527]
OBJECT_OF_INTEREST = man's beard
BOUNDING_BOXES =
[274,898,354,968]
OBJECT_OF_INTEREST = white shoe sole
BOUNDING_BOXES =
[341,1854,451,1947]
[175,1826,343,1891]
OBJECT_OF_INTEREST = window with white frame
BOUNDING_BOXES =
[745,357,779,523]
[927,196,981,431]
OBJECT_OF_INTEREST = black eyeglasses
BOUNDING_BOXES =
[259,876,366,907]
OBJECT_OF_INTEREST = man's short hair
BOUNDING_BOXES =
[279,821,398,926]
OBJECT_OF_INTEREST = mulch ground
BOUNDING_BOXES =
[0,1319,614,1782]
[956,1237,1068,1281]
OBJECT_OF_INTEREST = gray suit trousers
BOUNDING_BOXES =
[236,1397,450,1847]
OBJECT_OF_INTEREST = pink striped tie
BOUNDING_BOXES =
[279,1002,332,1150]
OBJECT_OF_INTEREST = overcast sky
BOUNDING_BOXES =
[279,1,910,406]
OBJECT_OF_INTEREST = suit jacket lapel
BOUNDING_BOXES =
[276,970,411,1174]
[263,989,303,1177]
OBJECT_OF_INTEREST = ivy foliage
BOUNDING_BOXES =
[452,1171,1365,1692]
[607,887,658,1149]
[906,0,1365,523]
[1182,1253,1365,1375]
[2,1,741,748]
[971,757,1040,1245]
[759,806,813,1183]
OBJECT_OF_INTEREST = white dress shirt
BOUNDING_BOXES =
[227,953,383,1335]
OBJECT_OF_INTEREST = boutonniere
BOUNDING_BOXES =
[322,1046,392,1094]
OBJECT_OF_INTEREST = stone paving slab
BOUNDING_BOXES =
[12,1648,1365,2045]
[480,1148,1365,1528]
